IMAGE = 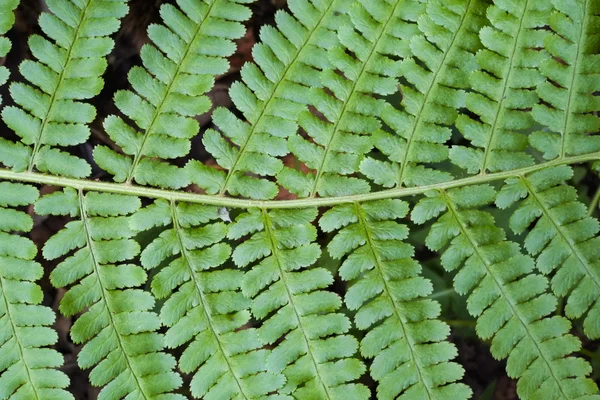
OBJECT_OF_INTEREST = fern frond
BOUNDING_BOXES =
[413,185,599,399]
[361,0,488,189]
[449,0,551,174]
[0,0,128,178]
[0,182,72,399]
[229,208,369,398]
[35,189,184,399]
[496,165,600,339]
[320,199,471,400]
[131,200,288,399]
[530,0,600,159]
[279,0,424,198]
[95,0,252,189]
[187,0,352,200]
[0,0,18,104]
[1,1,600,398]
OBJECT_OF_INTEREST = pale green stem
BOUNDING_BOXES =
[0,152,597,209]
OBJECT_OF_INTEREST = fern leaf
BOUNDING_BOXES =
[321,199,471,400]
[0,0,128,178]
[35,189,184,399]
[496,165,600,339]
[0,182,73,399]
[361,0,488,188]
[530,0,600,159]
[187,0,353,200]
[449,0,551,174]
[278,0,425,198]
[413,185,599,399]
[131,200,289,399]
[94,0,252,189]
[229,208,370,398]
[1,1,600,398]
[0,0,18,105]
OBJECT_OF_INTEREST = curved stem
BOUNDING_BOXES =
[0,152,598,208]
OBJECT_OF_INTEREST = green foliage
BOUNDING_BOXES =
[413,186,599,399]
[188,0,352,199]
[0,0,18,103]
[321,199,471,399]
[0,183,72,399]
[132,200,288,399]
[362,0,488,188]
[230,208,369,398]
[0,0,600,399]
[497,165,600,339]
[449,0,550,173]
[530,0,600,159]
[95,0,253,189]
[36,189,184,399]
[280,0,425,198]
[0,0,128,178]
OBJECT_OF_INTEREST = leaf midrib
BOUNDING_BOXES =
[261,208,333,399]
[397,0,473,186]
[559,0,588,158]
[355,203,434,399]
[479,0,531,173]
[1,151,598,209]
[310,0,404,197]
[520,176,600,315]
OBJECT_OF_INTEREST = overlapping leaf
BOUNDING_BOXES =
[530,0,600,159]
[497,165,600,339]
[0,0,19,105]
[361,0,488,188]
[450,0,551,173]
[280,0,425,198]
